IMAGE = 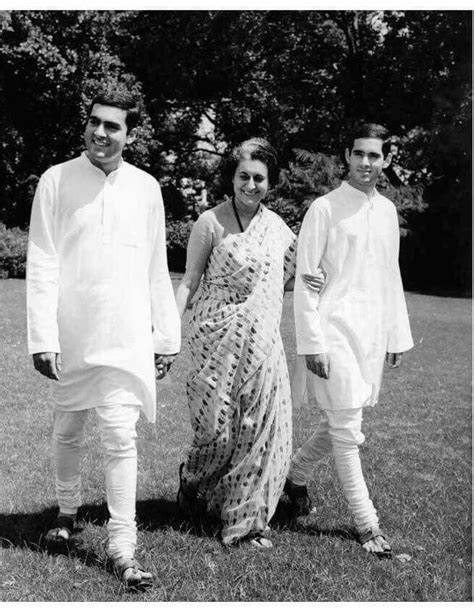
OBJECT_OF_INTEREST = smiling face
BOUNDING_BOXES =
[232,158,269,211]
[345,137,392,193]
[84,104,136,174]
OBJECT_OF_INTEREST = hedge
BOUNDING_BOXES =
[0,223,28,279]
[0,221,194,278]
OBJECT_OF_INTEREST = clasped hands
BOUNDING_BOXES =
[305,351,403,379]
[154,353,178,379]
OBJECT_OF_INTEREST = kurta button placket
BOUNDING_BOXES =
[102,176,112,245]
[366,195,376,267]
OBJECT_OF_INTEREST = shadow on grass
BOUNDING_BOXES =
[0,497,356,571]
[0,496,220,553]
[271,500,357,543]
[0,497,223,581]
[136,497,221,538]
[0,503,109,573]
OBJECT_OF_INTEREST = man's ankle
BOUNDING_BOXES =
[58,509,77,518]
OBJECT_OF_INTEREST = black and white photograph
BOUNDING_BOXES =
[0,3,471,603]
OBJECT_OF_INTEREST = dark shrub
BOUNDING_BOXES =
[0,223,28,278]
[0,219,194,278]
[267,150,344,233]
[166,218,194,272]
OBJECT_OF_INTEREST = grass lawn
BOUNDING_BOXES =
[0,279,471,602]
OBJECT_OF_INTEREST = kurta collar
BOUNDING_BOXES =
[340,180,379,203]
[80,151,124,179]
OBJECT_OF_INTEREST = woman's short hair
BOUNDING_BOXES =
[221,137,279,194]
[87,90,141,132]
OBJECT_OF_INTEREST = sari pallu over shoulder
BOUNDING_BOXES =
[187,207,292,435]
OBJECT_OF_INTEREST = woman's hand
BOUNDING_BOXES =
[301,267,325,293]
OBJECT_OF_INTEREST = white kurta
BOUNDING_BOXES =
[27,152,181,422]
[293,181,413,410]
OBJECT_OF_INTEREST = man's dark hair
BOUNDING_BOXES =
[88,90,141,132]
[347,123,391,157]
[221,137,280,195]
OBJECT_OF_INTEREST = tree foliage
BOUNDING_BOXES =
[0,9,470,291]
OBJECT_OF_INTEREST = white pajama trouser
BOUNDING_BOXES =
[288,408,379,534]
[53,404,140,561]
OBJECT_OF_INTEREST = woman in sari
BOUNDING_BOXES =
[175,138,323,549]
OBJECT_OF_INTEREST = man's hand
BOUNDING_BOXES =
[305,353,330,379]
[386,352,402,368]
[154,353,178,379]
[33,352,61,380]
[301,267,326,293]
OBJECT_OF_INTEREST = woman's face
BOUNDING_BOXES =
[232,158,269,209]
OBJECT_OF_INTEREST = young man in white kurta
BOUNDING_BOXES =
[288,125,413,556]
[27,93,180,583]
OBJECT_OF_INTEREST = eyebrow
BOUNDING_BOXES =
[239,171,266,178]
[89,115,122,129]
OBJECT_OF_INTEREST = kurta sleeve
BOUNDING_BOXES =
[294,199,330,355]
[149,182,181,355]
[27,173,60,354]
[386,210,414,353]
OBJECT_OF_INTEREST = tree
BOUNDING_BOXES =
[0,10,470,291]
[0,10,154,227]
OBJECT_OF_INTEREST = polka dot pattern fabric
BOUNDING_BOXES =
[182,206,297,544]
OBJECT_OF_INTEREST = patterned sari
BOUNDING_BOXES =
[182,206,296,544]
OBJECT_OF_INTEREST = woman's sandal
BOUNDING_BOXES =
[359,527,392,559]
[110,557,153,591]
[222,528,273,551]
[248,532,273,550]
[44,514,76,551]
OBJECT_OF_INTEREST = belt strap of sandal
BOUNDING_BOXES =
[359,527,385,545]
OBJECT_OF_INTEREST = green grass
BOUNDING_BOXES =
[1,279,471,601]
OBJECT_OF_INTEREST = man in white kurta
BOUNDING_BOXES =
[287,124,413,557]
[27,92,180,587]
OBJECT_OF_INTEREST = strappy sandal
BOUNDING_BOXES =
[359,527,392,559]
[177,462,196,516]
[248,531,273,550]
[284,479,312,516]
[224,530,273,550]
[44,514,76,551]
[110,557,153,591]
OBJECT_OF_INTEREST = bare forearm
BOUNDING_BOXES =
[175,277,200,318]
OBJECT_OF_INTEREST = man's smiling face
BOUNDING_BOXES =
[84,104,135,174]
[345,137,391,193]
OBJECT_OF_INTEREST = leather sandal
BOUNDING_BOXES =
[44,514,76,551]
[224,529,273,550]
[359,527,392,559]
[248,531,273,550]
[111,557,153,591]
